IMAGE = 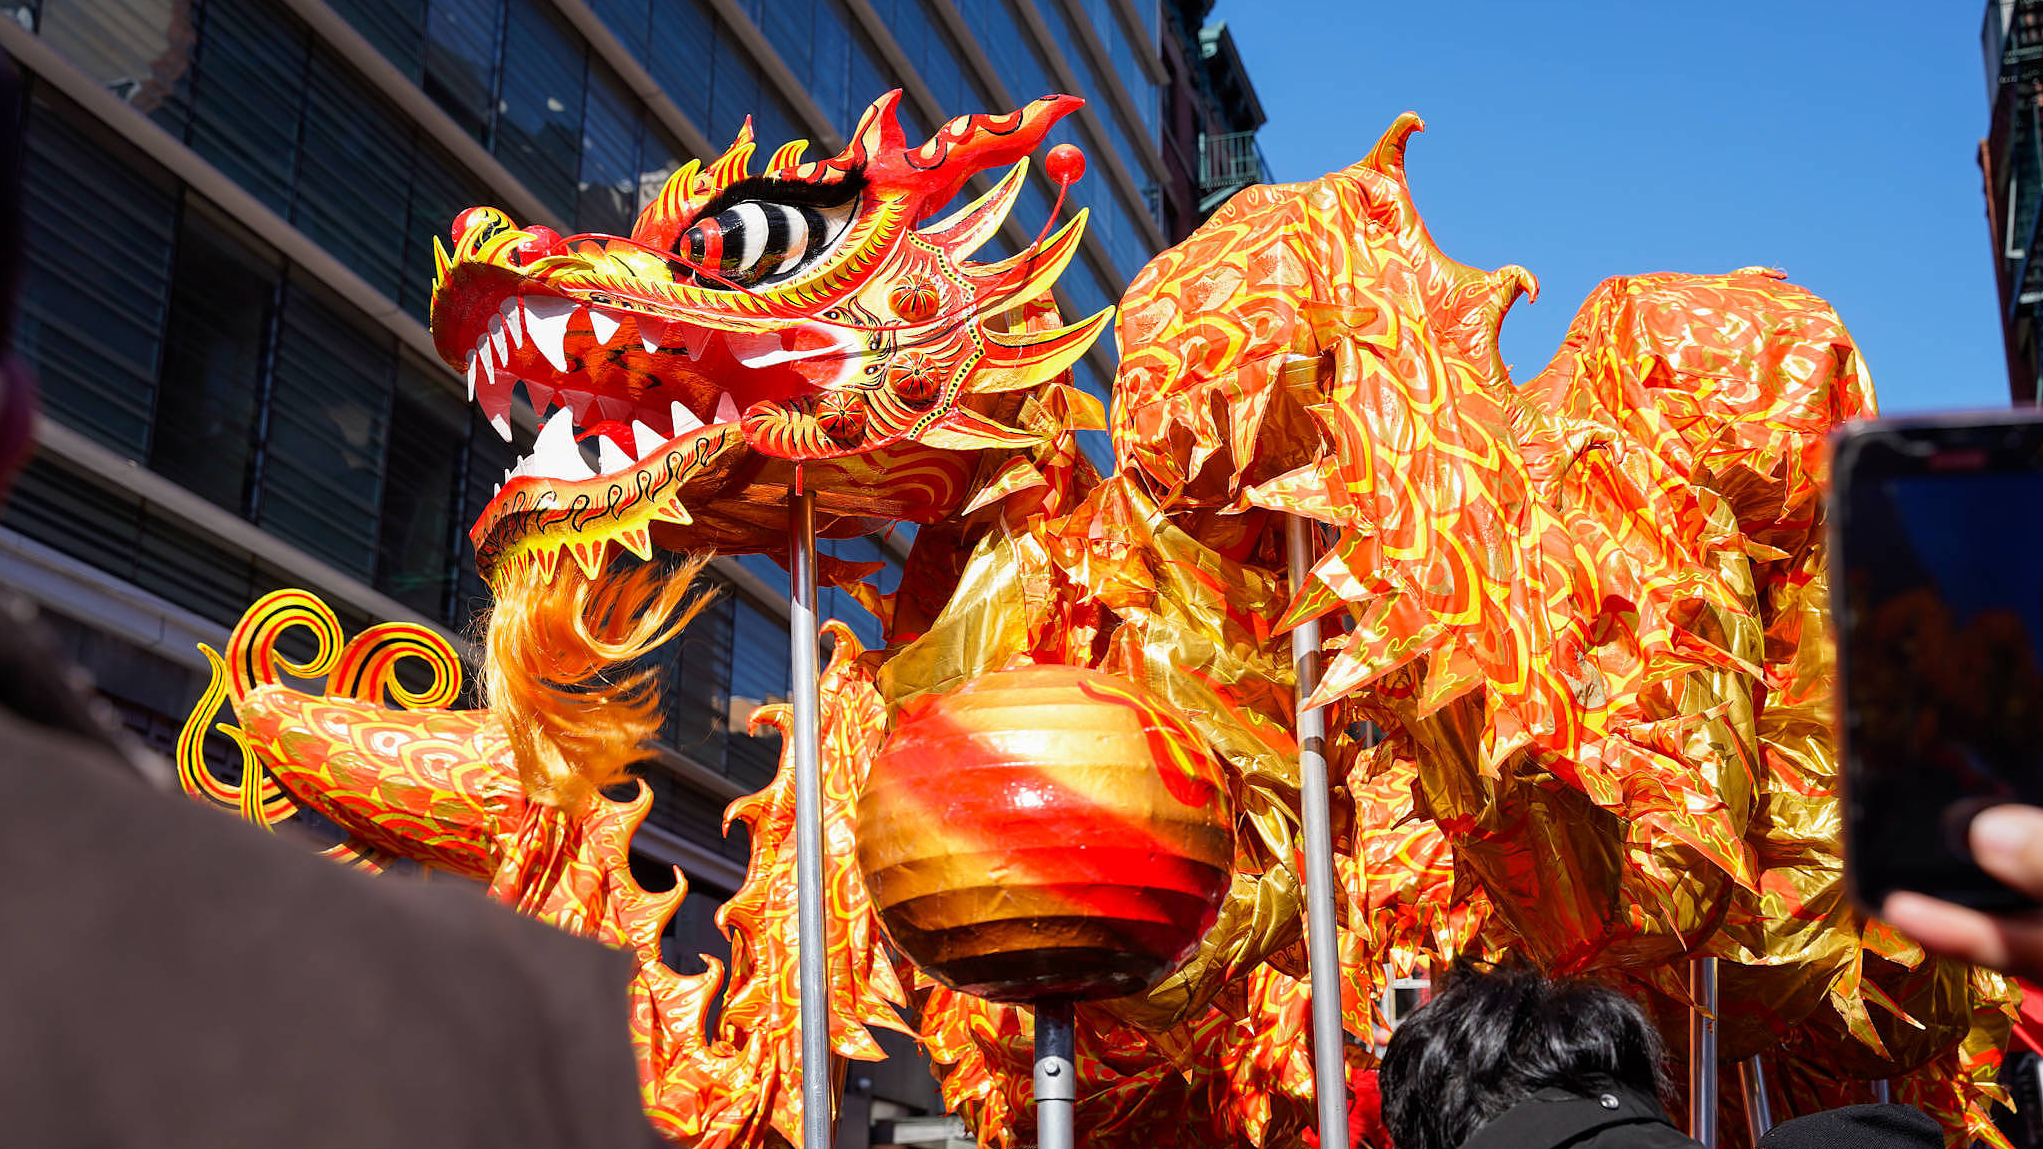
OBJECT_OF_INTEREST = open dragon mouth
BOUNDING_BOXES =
[458,287,865,485]
[429,92,1112,584]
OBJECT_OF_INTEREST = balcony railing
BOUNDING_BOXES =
[1198,129,1271,196]
[1988,0,2043,96]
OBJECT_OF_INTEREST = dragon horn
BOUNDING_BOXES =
[914,406,1045,451]
[918,158,1030,258]
[1361,112,1425,178]
[967,306,1113,395]
[706,122,757,187]
[966,210,1090,308]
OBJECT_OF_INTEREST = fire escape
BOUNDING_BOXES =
[1198,125,1270,215]
[1986,0,2043,401]
[1191,21,1270,217]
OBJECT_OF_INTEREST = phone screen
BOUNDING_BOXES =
[1839,460,2043,910]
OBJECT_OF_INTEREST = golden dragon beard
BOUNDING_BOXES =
[426,91,1109,588]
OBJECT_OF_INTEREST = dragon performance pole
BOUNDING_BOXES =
[1286,515,1352,1149]
[1034,999,1076,1149]
[1740,1055,1773,1144]
[1689,956,1719,1148]
[789,487,834,1148]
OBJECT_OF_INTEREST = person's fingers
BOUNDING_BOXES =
[1970,805,2043,900]
[1882,890,2043,978]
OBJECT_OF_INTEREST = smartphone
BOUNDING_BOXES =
[1833,410,2043,914]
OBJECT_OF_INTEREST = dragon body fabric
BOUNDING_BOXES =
[177,97,2016,1147]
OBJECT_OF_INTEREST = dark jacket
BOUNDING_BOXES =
[0,601,667,1149]
[1757,1103,1943,1148]
[1460,1084,1703,1149]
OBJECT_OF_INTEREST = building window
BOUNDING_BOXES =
[578,60,642,236]
[34,0,199,133]
[183,0,310,217]
[150,201,282,515]
[496,0,586,220]
[16,85,178,458]
[295,50,415,302]
[726,596,790,786]
[256,277,396,579]
[376,360,471,620]
[421,0,501,143]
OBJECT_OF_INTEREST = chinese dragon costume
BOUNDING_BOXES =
[177,91,2018,1147]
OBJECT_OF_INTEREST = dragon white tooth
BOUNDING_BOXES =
[466,353,479,402]
[536,407,576,445]
[529,409,596,481]
[681,324,712,361]
[588,309,621,346]
[489,316,508,364]
[597,436,633,474]
[724,331,778,366]
[714,391,740,424]
[670,400,704,434]
[500,298,526,346]
[493,481,501,496]
[489,413,512,442]
[560,390,596,421]
[523,295,580,373]
[632,420,665,457]
[476,335,496,389]
[739,344,832,368]
[638,316,668,354]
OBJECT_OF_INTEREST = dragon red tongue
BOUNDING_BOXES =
[578,419,634,453]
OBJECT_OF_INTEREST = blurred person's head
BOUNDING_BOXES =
[1379,959,1670,1149]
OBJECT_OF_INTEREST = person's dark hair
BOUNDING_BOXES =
[1378,958,1671,1149]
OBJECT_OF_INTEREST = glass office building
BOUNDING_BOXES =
[1,0,1261,1129]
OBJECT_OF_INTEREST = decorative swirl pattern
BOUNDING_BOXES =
[330,623,465,710]
[178,588,467,868]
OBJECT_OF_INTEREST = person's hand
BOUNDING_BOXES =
[1881,804,2043,978]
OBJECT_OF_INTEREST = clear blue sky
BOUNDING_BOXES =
[1219,1,2009,414]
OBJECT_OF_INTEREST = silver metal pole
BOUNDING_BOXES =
[1872,1078,1891,1104]
[1286,515,1352,1149]
[790,488,833,1148]
[1034,1000,1076,1149]
[1688,956,1719,1148]
[1740,1055,1772,1144]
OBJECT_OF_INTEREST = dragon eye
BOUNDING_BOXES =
[676,199,857,289]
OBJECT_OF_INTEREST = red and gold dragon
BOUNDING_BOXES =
[179,92,2018,1148]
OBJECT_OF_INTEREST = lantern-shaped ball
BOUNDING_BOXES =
[856,665,1233,1003]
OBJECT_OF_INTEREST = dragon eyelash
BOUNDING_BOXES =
[685,168,869,231]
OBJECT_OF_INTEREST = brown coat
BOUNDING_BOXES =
[0,604,665,1149]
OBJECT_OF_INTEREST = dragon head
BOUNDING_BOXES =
[430,91,1109,583]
